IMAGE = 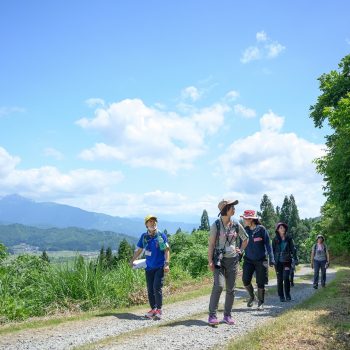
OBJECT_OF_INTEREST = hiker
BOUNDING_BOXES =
[207,199,249,326]
[130,215,170,320]
[272,222,298,302]
[311,234,330,289]
[241,210,275,309]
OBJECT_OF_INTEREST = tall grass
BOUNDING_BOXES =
[0,254,146,322]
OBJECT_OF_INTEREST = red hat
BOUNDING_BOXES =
[240,210,258,219]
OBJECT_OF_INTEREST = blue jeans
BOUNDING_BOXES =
[313,259,327,287]
[145,267,164,309]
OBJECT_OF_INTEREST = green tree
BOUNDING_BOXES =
[309,54,350,254]
[175,227,182,234]
[258,194,277,233]
[105,246,113,268]
[41,250,50,263]
[199,209,210,231]
[288,195,300,231]
[117,239,133,262]
[279,196,291,225]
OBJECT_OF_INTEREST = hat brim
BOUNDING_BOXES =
[240,215,259,220]
[218,200,239,216]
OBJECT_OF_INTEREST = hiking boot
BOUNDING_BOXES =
[145,308,156,319]
[321,284,326,288]
[286,295,291,302]
[257,288,265,310]
[290,281,294,287]
[280,296,286,302]
[223,315,235,325]
[313,284,318,289]
[245,284,255,307]
[153,309,162,320]
[208,315,219,326]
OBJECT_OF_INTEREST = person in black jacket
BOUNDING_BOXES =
[272,222,298,302]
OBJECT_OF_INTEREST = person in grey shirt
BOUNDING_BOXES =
[311,234,330,289]
[207,199,249,326]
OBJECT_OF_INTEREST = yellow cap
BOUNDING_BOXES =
[144,215,157,225]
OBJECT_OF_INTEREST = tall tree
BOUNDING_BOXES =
[310,54,350,223]
[289,194,300,231]
[117,239,133,262]
[279,196,291,225]
[258,194,277,233]
[105,246,113,268]
[199,209,210,231]
[41,250,50,263]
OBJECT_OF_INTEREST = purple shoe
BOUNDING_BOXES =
[208,315,219,326]
[223,315,235,325]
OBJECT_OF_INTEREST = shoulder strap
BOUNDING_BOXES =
[215,219,220,248]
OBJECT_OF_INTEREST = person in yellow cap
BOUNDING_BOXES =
[130,215,170,320]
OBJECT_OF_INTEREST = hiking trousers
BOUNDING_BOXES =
[145,267,164,309]
[209,256,239,317]
[275,262,291,298]
[313,259,327,287]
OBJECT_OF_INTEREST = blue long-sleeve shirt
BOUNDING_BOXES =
[244,225,274,262]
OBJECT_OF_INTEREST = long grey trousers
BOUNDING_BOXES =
[209,256,239,317]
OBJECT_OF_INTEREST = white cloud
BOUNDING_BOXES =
[0,147,123,200]
[266,42,286,58]
[259,110,284,132]
[0,106,26,117]
[241,32,285,64]
[77,98,229,173]
[240,46,261,64]
[225,90,240,101]
[217,111,326,218]
[234,104,257,118]
[256,31,268,42]
[85,98,105,107]
[181,86,201,101]
[0,147,21,177]
[43,147,64,160]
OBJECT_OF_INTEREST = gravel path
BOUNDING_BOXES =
[0,266,336,350]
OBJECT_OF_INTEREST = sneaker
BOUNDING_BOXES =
[208,315,219,326]
[280,297,286,302]
[153,309,162,320]
[223,315,235,325]
[313,285,318,289]
[286,295,291,302]
[257,301,264,310]
[145,309,156,318]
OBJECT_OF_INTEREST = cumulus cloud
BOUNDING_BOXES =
[181,86,201,101]
[241,31,285,63]
[43,147,64,160]
[217,110,325,217]
[234,104,257,118]
[77,98,229,173]
[0,147,123,201]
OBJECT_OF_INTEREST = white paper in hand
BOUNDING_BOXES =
[132,259,147,269]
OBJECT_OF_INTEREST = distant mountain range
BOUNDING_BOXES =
[0,194,197,237]
[0,223,137,252]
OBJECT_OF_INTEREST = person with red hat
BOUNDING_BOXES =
[240,209,275,310]
[207,199,249,326]
[272,222,298,302]
[130,215,170,320]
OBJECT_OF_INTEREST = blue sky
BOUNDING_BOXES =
[1,1,349,223]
